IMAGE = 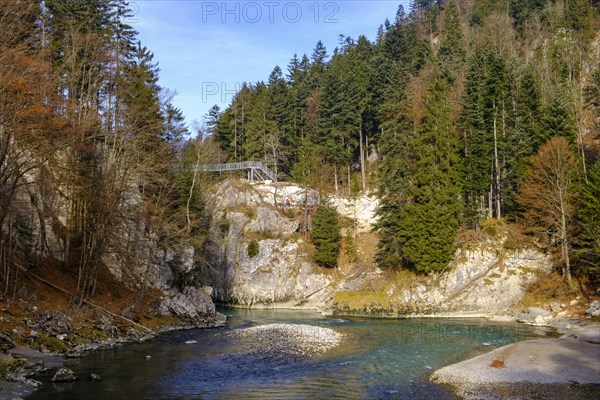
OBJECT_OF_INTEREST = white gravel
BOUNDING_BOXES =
[431,338,600,387]
[227,323,344,357]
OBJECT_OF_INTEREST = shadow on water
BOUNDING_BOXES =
[26,309,557,400]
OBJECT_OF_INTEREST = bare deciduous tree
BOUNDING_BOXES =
[517,136,580,285]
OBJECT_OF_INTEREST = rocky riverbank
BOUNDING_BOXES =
[0,293,226,400]
[431,324,600,399]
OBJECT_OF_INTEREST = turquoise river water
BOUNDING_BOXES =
[27,309,557,399]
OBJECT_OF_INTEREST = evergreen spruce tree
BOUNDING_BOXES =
[578,161,600,277]
[396,70,462,273]
[543,87,577,143]
[162,104,188,143]
[206,105,222,137]
[438,0,464,81]
[460,49,490,226]
[312,203,340,268]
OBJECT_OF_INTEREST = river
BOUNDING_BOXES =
[26,309,555,399]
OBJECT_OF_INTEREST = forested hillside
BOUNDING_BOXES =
[0,0,209,301]
[1,0,599,304]
[211,0,600,284]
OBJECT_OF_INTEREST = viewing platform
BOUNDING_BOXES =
[187,161,277,183]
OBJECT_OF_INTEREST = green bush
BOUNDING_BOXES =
[247,239,259,258]
[312,204,340,268]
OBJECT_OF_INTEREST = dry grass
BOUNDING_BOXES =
[515,271,574,310]
[456,219,536,252]
[332,269,423,312]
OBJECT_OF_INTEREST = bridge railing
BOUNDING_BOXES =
[187,161,277,182]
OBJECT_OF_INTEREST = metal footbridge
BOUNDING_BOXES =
[189,161,277,183]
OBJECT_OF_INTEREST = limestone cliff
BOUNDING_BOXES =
[200,179,552,317]
[199,180,332,308]
[7,170,221,327]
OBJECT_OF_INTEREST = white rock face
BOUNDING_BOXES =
[251,182,380,234]
[330,195,380,234]
[205,179,552,316]
[388,243,552,314]
[201,180,332,307]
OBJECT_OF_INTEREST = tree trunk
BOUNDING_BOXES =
[493,103,501,219]
[559,187,572,286]
[359,122,366,193]
[334,166,338,196]
[347,165,351,196]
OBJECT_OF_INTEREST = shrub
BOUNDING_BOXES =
[247,239,259,258]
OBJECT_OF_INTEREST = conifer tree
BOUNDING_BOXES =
[378,69,461,272]
[398,70,462,273]
[438,0,464,81]
[312,203,340,268]
[578,160,600,280]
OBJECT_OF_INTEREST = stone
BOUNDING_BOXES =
[549,302,562,313]
[158,286,216,323]
[0,333,16,352]
[16,287,37,301]
[586,300,600,317]
[51,367,77,382]
[561,325,600,344]
[570,299,578,306]
[90,374,101,381]
[517,307,553,326]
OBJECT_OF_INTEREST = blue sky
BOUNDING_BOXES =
[132,1,410,129]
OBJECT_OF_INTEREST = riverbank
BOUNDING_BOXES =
[431,328,600,399]
[0,316,228,400]
[0,290,226,400]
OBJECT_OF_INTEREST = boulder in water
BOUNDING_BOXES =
[51,367,77,382]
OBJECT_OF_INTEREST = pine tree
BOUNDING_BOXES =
[543,87,576,143]
[461,50,489,226]
[311,40,328,67]
[398,70,462,273]
[578,161,600,276]
[312,203,340,268]
[378,69,461,272]
[206,105,222,137]
[162,104,188,143]
[438,0,464,81]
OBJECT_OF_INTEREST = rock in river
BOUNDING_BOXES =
[51,367,77,382]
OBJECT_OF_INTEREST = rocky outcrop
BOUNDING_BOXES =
[517,307,553,326]
[158,286,224,325]
[202,180,553,316]
[424,244,551,313]
[587,300,600,317]
[200,180,333,307]
[334,239,551,316]
[431,338,600,399]
[6,168,222,327]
